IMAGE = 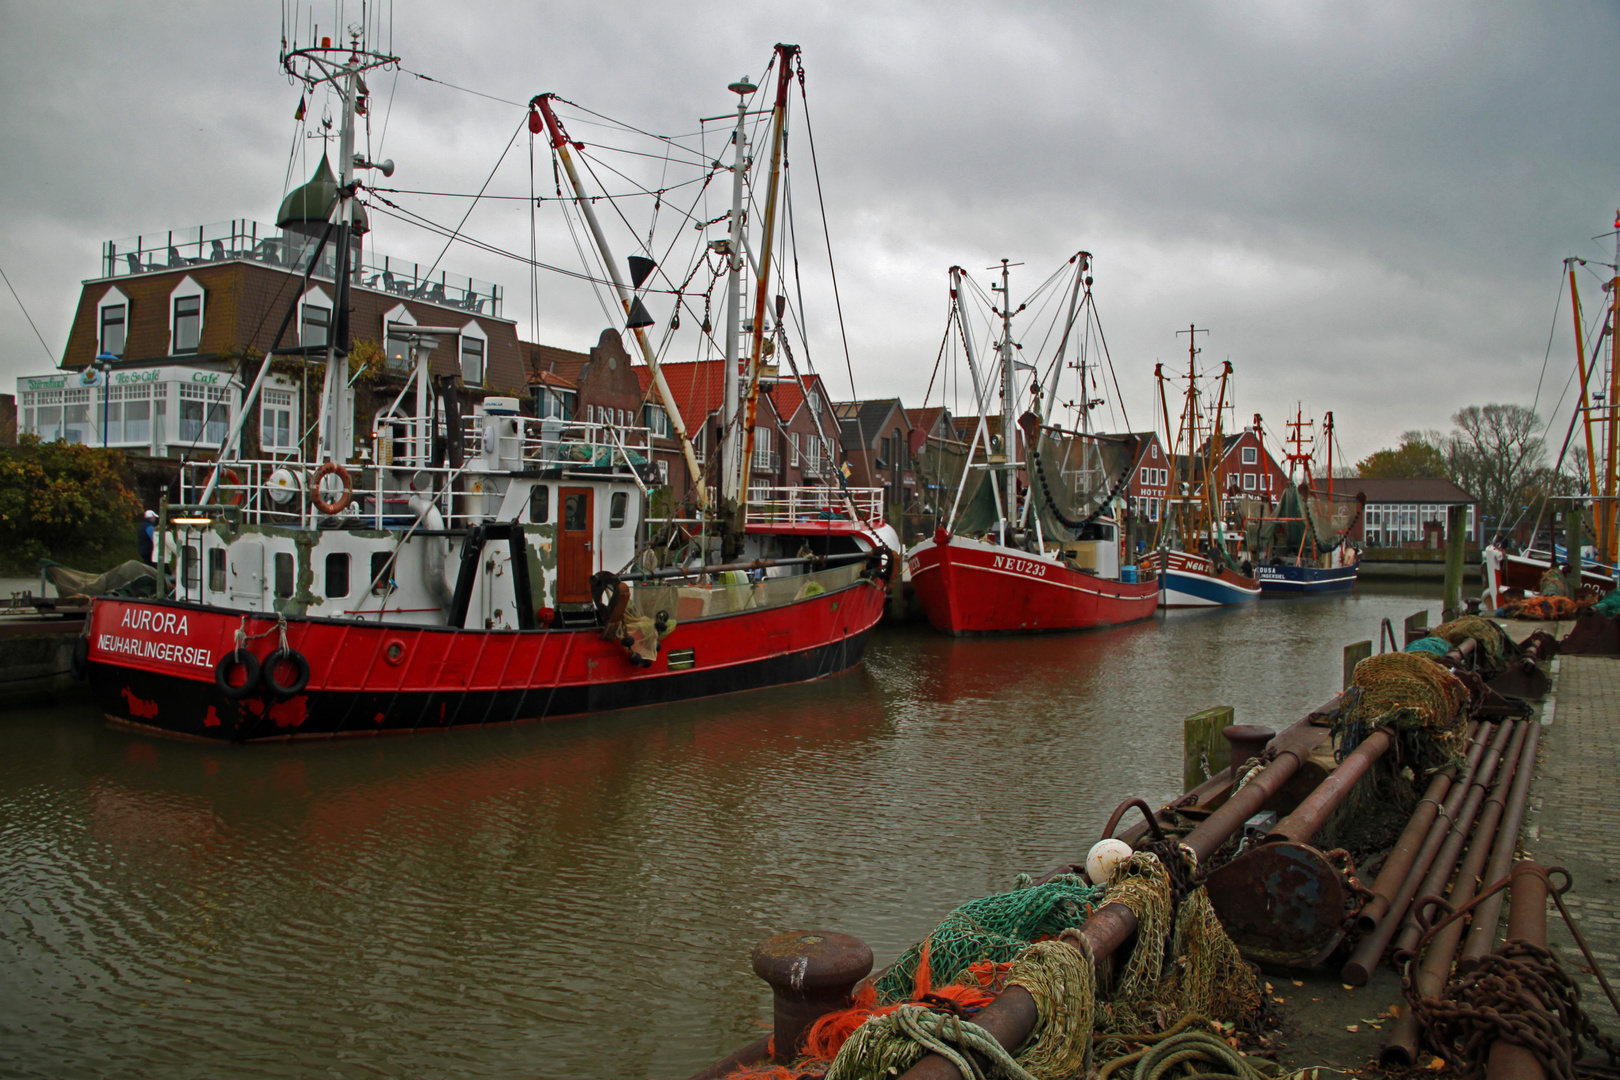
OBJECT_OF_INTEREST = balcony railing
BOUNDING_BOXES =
[101,220,502,317]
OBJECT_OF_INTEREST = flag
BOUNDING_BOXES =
[294,94,307,122]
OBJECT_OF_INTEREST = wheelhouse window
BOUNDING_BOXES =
[325,552,350,598]
[529,484,550,523]
[274,552,294,600]
[609,491,628,529]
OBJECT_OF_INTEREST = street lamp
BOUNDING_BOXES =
[95,350,117,448]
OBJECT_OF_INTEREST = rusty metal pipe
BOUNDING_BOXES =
[1387,721,1519,959]
[1115,698,1339,849]
[1342,720,1516,984]
[1265,728,1392,844]
[1486,863,1550,1080]
[1359,721,1486,930]
[896,902,1139,1080]
[1181,747,1308,864]
[1459,723,1542,969]
[1381,720,1528,1064]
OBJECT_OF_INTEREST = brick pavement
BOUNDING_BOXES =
[1517,625,1620,1040]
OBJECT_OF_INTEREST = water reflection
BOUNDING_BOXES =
[0,585,1437,1078]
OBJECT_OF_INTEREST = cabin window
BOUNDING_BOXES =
[208,547,226,593]
[274,552,294,599]
[325,552,350,598]
[181,545,200,591]
[370,550,393,594]
[1242,447,1257,465]
[529,484,550,523]
[609,491,628,529]
[99,302,127,357]
[563,492,588,531]
[262,388,295,452]
[172,294,202,354]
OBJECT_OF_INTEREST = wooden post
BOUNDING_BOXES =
[1184,706,1235,793]
[1442,504,1468,620]
[1566,499,1585,594]
[1404,610,1430,646]
[1343,640,1372,691]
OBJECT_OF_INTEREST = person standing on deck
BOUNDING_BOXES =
[137,510,157,566]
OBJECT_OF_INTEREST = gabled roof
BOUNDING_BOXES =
[1324,477,1477,504]
[635,360,786,428]
[523,341,590,386]
[833,399,906,450]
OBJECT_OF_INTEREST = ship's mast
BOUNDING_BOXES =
[994,259,1020,544]
[718,75,753,516]
[736,44,800,540]
[1173,325,1207,547]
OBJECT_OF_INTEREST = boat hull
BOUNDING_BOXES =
[1255,563,1359,595]
[83,580,887,742]
[906,535,1159,635]
[1143,551,1262,608]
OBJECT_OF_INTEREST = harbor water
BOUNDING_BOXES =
[2,584,1436,1078]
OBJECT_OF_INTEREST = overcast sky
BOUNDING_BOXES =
[2,1,1616,464]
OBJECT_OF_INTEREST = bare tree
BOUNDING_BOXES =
[1445,404,1546,540]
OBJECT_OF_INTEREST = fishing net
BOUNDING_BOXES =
[1404,636,1454,658]
[41,559,161,599]
[1428,615,1511,673]
[1339,652,1469,775]
[628,562,863,622]
[1502,595,1586,621]
[872,876,1104,1004]
[1597,590,1620,618]
[1027,427,1137,541]
[1303,489,1363,553]
[807,853,1261,1080]
[1538,567,1572,598]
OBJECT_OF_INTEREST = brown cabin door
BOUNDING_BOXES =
[558,487,594,603]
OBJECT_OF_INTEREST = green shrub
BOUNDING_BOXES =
[0,435,143,573]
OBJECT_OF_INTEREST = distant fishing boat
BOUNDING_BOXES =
[1251,406,1364,596]
[906,256,1159,634]
[1141,327,1261,608]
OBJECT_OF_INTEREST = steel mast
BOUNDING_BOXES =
[718,74,754,519]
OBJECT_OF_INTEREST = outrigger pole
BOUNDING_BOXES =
[531,94,711,515]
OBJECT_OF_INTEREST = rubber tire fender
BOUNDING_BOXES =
[262,648,311,697]
[215,649,261,700]
[70,635,89,681]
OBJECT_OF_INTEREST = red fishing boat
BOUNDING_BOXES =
[906,257,1159,635]
[80,40,895,741]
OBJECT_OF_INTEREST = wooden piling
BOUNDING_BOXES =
[1343,639,1371,691]
[1183,705,1235,793]
[1443,504,1468,619]
[1566,500,1585,594]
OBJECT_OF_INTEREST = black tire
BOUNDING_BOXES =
[214,649,261,700]
[70,636,89,681]
[262,648,311,697]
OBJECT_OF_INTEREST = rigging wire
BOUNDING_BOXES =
[415,114,525,289]
[0,261,56,361]
[401,67,526,108]
[794,56,859,408]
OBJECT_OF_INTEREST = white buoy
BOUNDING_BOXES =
[1085,839,1133,885]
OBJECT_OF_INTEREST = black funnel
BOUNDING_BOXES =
[628,256,657,289]
[626,297,655,329]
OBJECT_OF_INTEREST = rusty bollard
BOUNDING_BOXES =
[1223,724,1274,773]
[751,930,873,1063]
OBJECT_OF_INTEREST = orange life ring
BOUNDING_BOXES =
[219,467,245,507]
[311,460,354,516]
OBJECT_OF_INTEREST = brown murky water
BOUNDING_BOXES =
[0,584,1438,1078]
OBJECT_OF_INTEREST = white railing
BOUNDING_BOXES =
[744,485,884,528]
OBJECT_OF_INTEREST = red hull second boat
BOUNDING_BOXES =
[907,531,1159,635]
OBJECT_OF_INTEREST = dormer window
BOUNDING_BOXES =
[98,287,128,357]
[383,304,417,373]
[301,286,332,349]
[459,321,487,386]
[169,276,205,354]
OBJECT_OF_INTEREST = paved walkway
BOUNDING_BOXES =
[1519,634,1620,1039]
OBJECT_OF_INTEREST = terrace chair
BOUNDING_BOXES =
[209,240,225,261]
[125,253,145,274]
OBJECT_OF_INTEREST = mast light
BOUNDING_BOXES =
[728,75,757,96]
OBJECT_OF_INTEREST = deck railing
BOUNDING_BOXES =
[743,485,884,528]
